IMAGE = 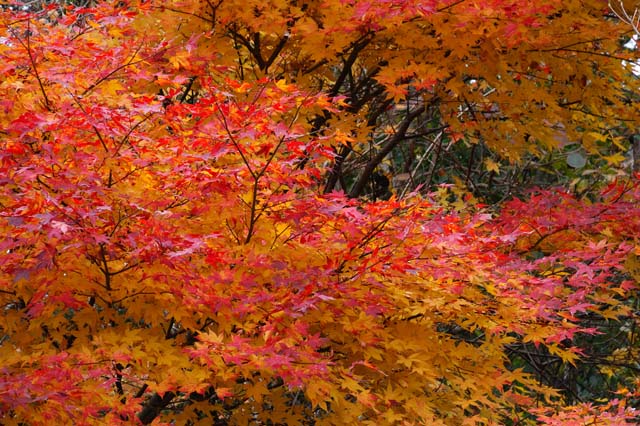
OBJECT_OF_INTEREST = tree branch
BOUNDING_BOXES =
[349,105,427,198]
[137,392,175,425]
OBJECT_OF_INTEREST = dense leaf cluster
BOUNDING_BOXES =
[0,1,639,425]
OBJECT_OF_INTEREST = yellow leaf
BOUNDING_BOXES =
[603,152,625,166]
[356,390,377,408]
[334,129,355,145]
[245,380,270,402]
[87,20,102,31]
[547,344,580,366]
[275,79,295,93]
[484,158,500,174]
[215,387,233,399]
[169,50,191,70]
[625,252,640,282]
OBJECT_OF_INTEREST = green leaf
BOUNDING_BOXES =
[567,152,587,169]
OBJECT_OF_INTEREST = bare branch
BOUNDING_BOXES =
[609,1,640,37]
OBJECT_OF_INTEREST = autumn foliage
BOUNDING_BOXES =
[1,1,640,425]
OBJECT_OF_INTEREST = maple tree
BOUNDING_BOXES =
[0,1,639,425]
[153,0,640,198]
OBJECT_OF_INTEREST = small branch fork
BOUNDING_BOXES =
[609,1,640,38]
[214,85,305,244]
[9,19,53,111]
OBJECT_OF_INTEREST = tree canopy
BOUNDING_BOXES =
[1,1,639,425]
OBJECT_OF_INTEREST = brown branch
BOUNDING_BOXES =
[323,144,352,193]
[528,47,635,62]
[437,0,467,12]
[11,20,53,111]
[243,99,304,243]
[214,101,256,178]
[349,105,426,198]
[137,392,175,425]
[263,34,290,72]
[98,243,112,291]
[252,32,265,69]
[156,6,211,23]
[67,90,109,152]
[81,43,145,97]
[323,96,392,193]
[329,33,373,97]
[113,113,154,157]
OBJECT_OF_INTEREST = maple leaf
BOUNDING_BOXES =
[1,2,639,426]
[215,387,234,399]
[484,158,500,174]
